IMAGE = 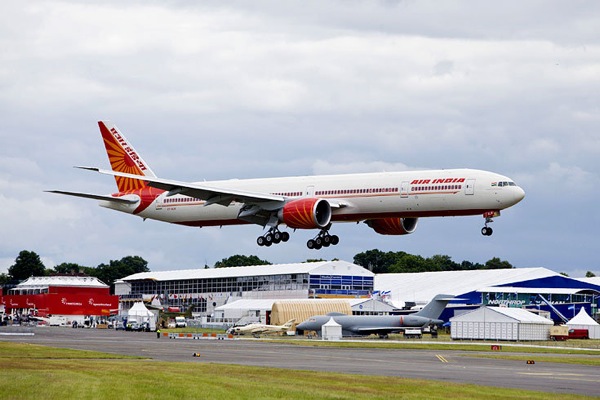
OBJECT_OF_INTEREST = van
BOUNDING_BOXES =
[568,329,589,339]
[175,316,187,328]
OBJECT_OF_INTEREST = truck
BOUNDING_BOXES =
[550,326,589,341]
[403,328,422,339]
[174,316,187,328]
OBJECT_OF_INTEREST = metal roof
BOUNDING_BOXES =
[374,268,559,305]
[123,260,373,282]
[14,276,109,289]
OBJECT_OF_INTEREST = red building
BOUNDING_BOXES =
[4,276,118,321]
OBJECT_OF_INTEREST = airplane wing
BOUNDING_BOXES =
[46,190,139,204]
[77,167,285,207]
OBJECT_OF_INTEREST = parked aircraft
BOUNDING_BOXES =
[48,121,525,249]
[296,294,454,338]
[227,319,296,337]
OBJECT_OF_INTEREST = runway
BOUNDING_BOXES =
[1,327,598,397]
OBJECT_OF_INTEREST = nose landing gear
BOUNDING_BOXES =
[481,211,497,236]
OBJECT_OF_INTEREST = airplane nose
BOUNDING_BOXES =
[514,187,525,203]
[296,322,306,330]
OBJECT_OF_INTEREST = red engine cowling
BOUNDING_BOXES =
[365,217,418,235]
[279,198,332,229]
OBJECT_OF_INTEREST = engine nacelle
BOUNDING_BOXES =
[365,217,418,235]
[279,198,332,229]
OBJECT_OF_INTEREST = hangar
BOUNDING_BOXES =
[450,307,554,341]
[374,268,600,323]
[118,260,374,319]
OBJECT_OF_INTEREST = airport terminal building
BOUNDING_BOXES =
[117,260,375,318]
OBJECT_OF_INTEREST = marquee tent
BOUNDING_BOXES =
[567,307,600,339]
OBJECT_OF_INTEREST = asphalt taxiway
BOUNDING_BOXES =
[1,327,598,397]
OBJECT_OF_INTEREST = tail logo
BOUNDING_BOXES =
[99,122,149,192]
[103,126,147,177]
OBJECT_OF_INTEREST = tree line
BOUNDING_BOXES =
[0,250,150,290]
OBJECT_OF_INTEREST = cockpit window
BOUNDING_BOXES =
[496,181,517,187]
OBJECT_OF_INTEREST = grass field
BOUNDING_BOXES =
[0,342,597,400]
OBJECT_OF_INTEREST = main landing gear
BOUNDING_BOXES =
[257,228,290,247]
[481,211,495,236]
[307,228,339,250]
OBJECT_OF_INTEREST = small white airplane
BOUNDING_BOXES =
[48,121,525,249]
[227,319,296,337]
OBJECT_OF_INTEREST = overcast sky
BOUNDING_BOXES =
[1,1,599,277]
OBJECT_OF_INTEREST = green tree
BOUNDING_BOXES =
[94,256,150,286]
[0,273,10,285]
[214,255,271,268]
[353,249,398,273]
[427,254,459,271]
[8,250,47,282]
[585,271,596,278]
[52,262,89,275]
[484,257,513,270]
[459,260,484,270]
[389,253,427,273]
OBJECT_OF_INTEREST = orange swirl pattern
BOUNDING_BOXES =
[281,198,320,229]
[367,218,408,235]
[99,123,146,192]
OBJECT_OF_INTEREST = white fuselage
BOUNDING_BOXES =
[101,168,525,228]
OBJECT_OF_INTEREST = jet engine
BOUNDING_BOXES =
[365,217,418,235]
[279,198,332,229]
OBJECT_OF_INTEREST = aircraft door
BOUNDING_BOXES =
[306,185,315,196]
[465,179,475,195]
[400,181,409,198]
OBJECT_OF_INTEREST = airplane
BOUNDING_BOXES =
[295,294,454,338]
[227,319,296,337]
[48,121,525,249]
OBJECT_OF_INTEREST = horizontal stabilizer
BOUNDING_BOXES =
[79,166,286,205]
[46,190,139,204]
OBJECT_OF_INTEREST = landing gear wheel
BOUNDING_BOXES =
[265,233,273,244]
[481,212,496,237]
[257,227,290,247]
[306,228,340,249]
[481,227,493,236]
[314,237,323,249]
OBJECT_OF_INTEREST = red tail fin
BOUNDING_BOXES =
[98,121,156,192]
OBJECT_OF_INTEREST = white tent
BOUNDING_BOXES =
[321,317,342,341]
[450,307,553,341]
[127,302,157,330]
[567,307,600,339]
